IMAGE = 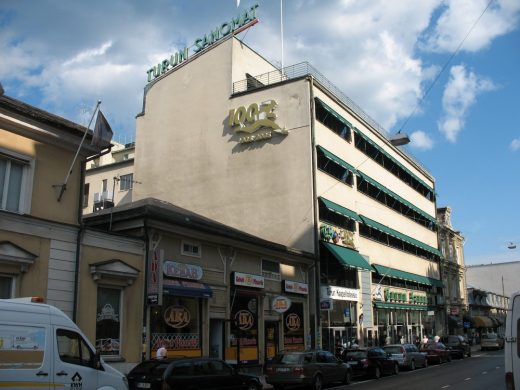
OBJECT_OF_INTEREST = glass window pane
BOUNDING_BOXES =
[96,287,121,356]
[0,159,6,206]
[6,162,23,211]
[0,276,12,298]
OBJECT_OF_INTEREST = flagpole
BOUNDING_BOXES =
[56,100,101,202]
[280,0,284,70]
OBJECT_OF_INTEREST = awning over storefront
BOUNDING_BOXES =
[374,301,428,311]
[163,279,213,298]
[360,215,441,257]
[317,145,357,174]
[372,264,444,288]
[319,197,362,222]
[321,242,373,272]
[472,315,494,328]
[489,316,503,327]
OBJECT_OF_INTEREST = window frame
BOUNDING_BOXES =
[0,274,15,298]
[95,286,123,360]
[0,148,34,214]
[262,259,281,281]
[119,173,133,191]
[181,240,202,258]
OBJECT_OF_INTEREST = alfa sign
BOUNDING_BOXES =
[271,296,291,313]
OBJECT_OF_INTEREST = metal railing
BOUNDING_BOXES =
[233,62,432,176]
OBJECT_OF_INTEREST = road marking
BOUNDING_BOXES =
[482,371,487,374]
[441,385,450,388]
[464,378,471,381]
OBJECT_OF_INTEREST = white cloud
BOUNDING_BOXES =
[410,130,434,150]
[438,65,495,142]
[511,138,520,151]
[423,0,520,53]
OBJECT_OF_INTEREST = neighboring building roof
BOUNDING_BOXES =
[83,197,315,262]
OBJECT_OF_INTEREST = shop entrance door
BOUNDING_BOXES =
[265,321,279,361]
[209,319,224,359]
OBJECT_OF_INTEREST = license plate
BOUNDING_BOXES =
[277,367,290,372]
[136,383,151,389]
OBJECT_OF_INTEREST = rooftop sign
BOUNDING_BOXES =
[146,4,259,83]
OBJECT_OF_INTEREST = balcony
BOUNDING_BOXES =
[94,191,113,203]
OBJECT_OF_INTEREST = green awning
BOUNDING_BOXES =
[372,264,444,288]
[359,215,441,257]
[374,301,428,311]
[321,242,372,271]
[319,197,361,222]
[317,145,357,174]
[353,128,434,194]
[357,171,436,224]
[315,98,353,129]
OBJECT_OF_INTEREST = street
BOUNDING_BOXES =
[328,349,505,390]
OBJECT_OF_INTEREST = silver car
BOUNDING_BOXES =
[481,333,505,350]
[383,344,428,370]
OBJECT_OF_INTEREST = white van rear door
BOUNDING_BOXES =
[0,324,51,389]
[53,326,99,389]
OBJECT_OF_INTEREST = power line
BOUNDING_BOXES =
[398,0,495,132]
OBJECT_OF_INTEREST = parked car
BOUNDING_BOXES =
[342,347,399,379]
[127,357,262,390]
[420,342,452,364]
[383,344,428,370]
[265,350,352,390]
[441,335,471,358]
[481,333,505,350]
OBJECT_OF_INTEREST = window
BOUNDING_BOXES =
[262,259,280,280]
[102,179,108,192]
[316,151,354,186]
[0,276,13,298]
[83,183,90,208]
[0,150,32,213]
[57,329,95,367]
[95,287,122,357]
[182,240,201,258]
[119,174,133,191]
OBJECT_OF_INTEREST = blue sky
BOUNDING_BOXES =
[1,0,519,265]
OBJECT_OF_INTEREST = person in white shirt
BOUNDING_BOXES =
[156,341,167,359]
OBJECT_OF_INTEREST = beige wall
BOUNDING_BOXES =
[135,38,316,253]
[0,130,81,225]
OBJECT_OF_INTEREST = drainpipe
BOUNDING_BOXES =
[73,146,112,322]
[308,76,321,349]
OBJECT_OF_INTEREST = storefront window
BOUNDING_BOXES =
[95,287,121,356]
[230,294,258,363]
[151,296,201,356]
[283,302,305,351]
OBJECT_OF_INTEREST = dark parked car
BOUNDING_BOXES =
[127,357,262,390]
[420,342,452,364]
[265,350,352,390]
[441,335,471,358]
[342,347,399,379]
[383,344,428,370]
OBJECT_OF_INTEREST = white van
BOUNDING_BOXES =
[505,291,519,390]
[0,297,128,390]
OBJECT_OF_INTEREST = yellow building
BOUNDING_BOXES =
[133,9,443,353]
[0,94,144,373]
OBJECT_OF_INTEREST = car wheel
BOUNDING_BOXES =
[373,366,381,379]
[393,363,399,375]
[343,370,352,385]
[312,374,323,390]
[410,360,416,371]
[460,351,465,359]
[423,358,428,368]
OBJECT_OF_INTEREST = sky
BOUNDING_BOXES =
[1,0,519,266]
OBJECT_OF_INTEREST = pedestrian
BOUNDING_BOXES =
[422,334,429,345]
[400,335,405,344]
[156,341,167,359]
[433,335,440,343]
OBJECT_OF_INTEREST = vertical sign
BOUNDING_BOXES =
[147,249,163,305]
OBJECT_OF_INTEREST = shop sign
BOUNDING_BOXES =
[321,285,359,302]
[233,272,264,288]
[163,261,203,280]
[382,288,427,305]
[147,249,163,305]
[450,307,460,315]
[164,305,191,329]
[285,313,301,331]
[228,100,288,144]
[272,296,291,313]
[320,223,356,249]
[146,4,259,83]
[235,310,255,330]
[283,280,309,295]
[320,299,333,310]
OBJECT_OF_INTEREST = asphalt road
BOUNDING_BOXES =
[327,349,505,390]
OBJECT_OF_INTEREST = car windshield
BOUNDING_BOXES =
[345,350,367,359]
[272,353,303,364]
[447,336,460,343]
[384,346,404,354]
[483,334,497,340]
[130,360,171,375]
